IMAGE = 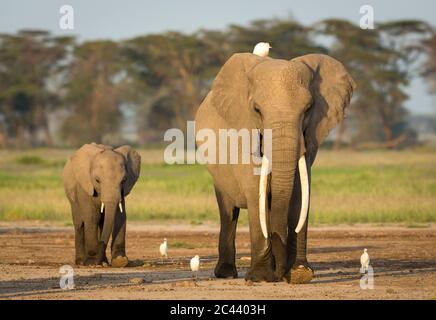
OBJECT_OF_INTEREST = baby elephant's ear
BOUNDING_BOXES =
[68,143,103,197]
[115,146,141,196]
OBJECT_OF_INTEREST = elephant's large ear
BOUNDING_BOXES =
[66,143,104,197]
[115,145,141,196]
[292,54,356,163]
[62,159,76,202]
[210,53,263,124]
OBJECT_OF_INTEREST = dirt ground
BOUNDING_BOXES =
[0,222,435,300]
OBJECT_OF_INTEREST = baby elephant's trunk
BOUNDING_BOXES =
[97,201,119,263]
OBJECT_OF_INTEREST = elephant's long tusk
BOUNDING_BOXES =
[258,155,269,239]
[295,155,309,233]
[100,202,104,214]
[119,202,123,213]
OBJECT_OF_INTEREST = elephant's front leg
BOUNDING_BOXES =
[83,201,108,266]
[245,197,276,282]
[287,219,313,284]
[287,164,313,284]
[214,187,239,278]
[84,221,100,265]
[110,201,128,268]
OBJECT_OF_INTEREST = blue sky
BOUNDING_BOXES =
[1,0,435,114]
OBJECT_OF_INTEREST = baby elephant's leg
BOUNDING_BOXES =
[83,201,107,265]
[74,222,85,265]
[111,203,128,267]
[71,202,85,265]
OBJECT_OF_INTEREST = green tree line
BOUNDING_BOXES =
[0,18,434,148]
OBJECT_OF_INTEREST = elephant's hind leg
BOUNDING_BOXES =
[74,222,85,265]
[70,202,85,265]
[214,187,239,279]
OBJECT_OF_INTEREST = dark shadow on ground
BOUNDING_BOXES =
[1,257,435,298]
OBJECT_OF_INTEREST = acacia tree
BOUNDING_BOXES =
[124,32,220,138]
[422,30,436,95]
[317,19,430,149]
[60,40,129,146]
[421,30,436,131]
[0,30,73,147]
[376,20,432,147]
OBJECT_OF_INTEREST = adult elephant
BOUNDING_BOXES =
[195,53,355,283]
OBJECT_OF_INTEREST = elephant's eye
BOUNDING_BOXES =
[95,178,100,183]
[254,105,262,116]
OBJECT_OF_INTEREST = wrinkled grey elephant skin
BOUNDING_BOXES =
[63,143,141,267]
[195,53,355,283]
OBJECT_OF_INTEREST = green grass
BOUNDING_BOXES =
[170,241,198,249]
[15,155,46,165]
[0,148,435,225]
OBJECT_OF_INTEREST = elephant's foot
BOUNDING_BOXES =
[95,241,109,266]
[111,255,129,268]
[289,263,314,284]
[274,269,289,283]
[98,256,109,267]
[84,255,108,267]
[75,256,85,266]
[214,262,237,278]
[83,257,98,266]
[245,266,278,282]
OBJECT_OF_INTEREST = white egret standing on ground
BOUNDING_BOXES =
[159,238,168,261]
[360,248,370,273]
[252,42,272,57]
[190,255,200,281]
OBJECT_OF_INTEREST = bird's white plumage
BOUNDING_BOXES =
[159,238,168,258]
[253,42,272,57]
[190,255,200,272]
[360,248,370,272]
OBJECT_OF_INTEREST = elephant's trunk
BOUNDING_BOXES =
[97,188,122,263]
[268,118,302,277]
[100,201,117,246]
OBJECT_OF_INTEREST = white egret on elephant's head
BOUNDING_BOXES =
[253,42,272,57]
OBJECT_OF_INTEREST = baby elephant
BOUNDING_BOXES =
[63,143,141,267]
